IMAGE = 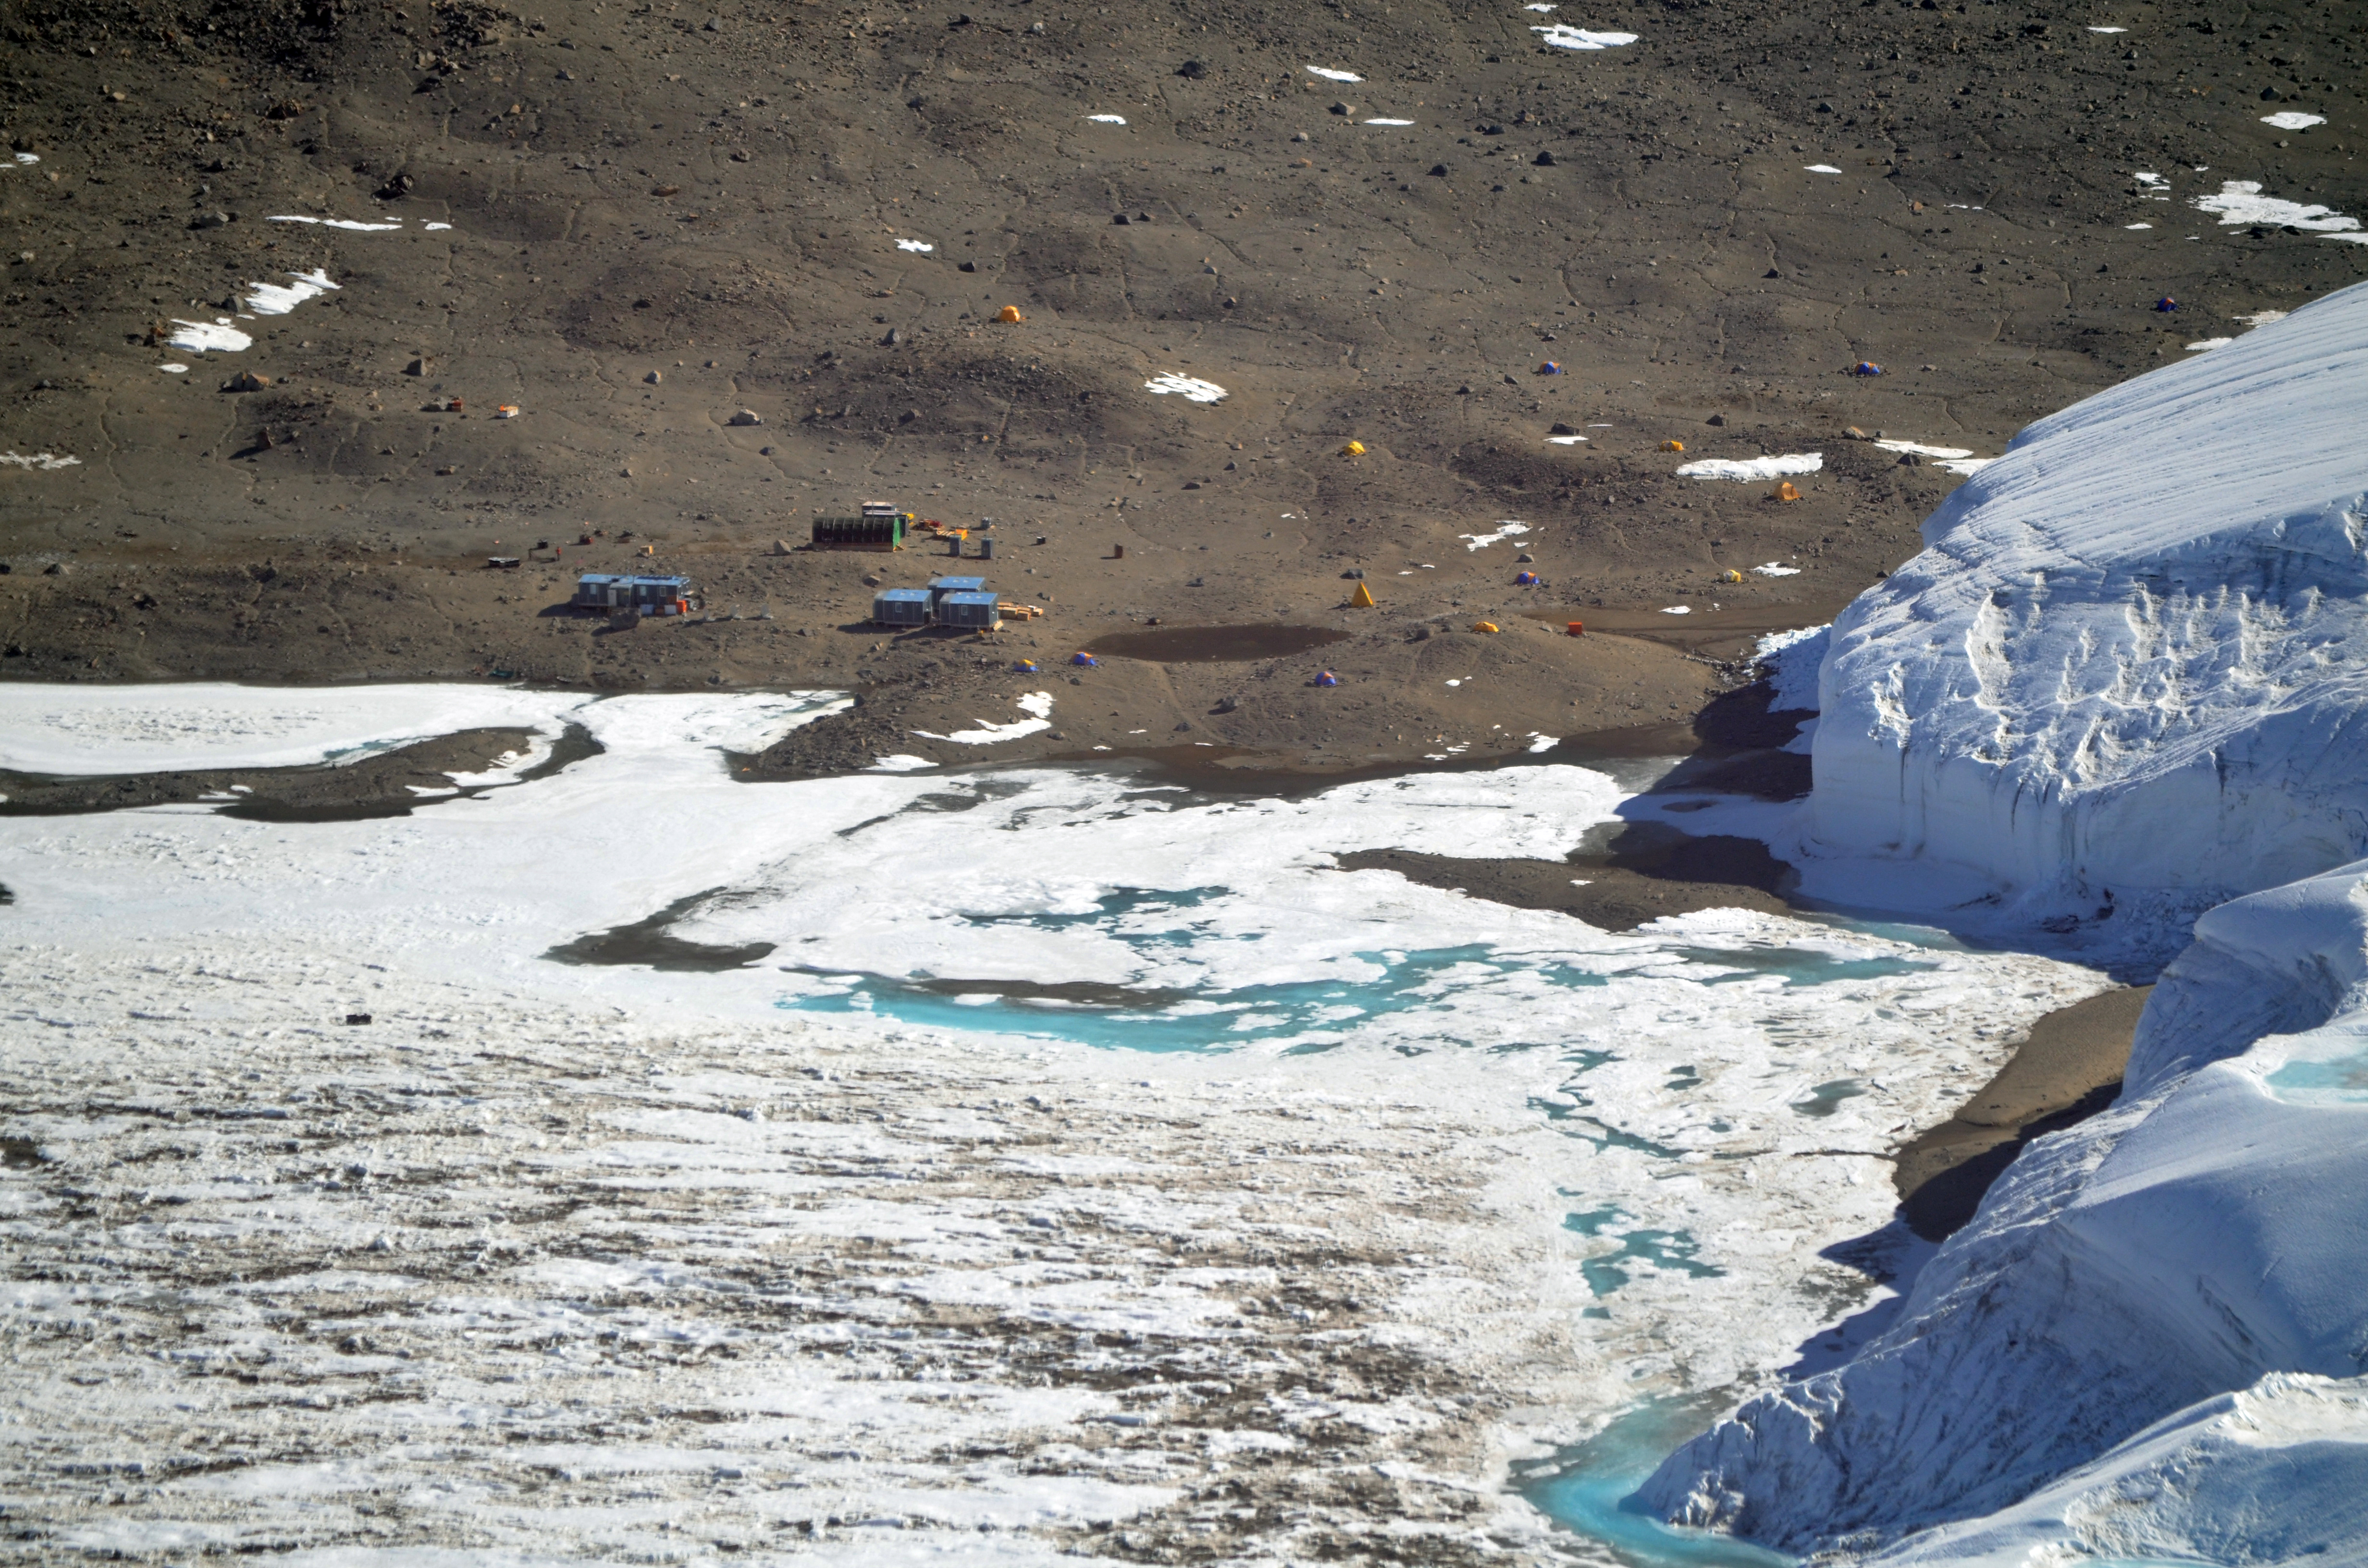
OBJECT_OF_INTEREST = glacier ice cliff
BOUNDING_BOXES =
[1640,281,2368,1562]
[1809,282,2368,930]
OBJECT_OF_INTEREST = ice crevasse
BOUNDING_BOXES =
[1639,279,2368,1562]
[1805,278,2368,931]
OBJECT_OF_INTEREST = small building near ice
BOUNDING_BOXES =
[572,574,694,616]
[926,575,985,612]
[871,588,933,626]
[937,590,1003,631]
[812,502,910,551]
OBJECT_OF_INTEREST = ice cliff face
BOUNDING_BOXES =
[1640,860,2368,1557]
[1810,282,2368,926]
[1641,282,2368,1562]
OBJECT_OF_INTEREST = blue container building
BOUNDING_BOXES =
[872,587,934,626]
[937,590,1003,631]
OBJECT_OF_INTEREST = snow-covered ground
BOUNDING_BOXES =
[0,685,2115,1563]
[1639,281,2368,1564]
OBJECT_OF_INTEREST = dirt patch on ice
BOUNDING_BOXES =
[1893,984,2151,1239]
[543,887,780,971]
[1340,824,1796,934]
[0,724,592,820]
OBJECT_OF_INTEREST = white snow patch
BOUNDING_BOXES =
[1547,435,1588,444]
[1875,440,1974,460]
[1364,118,1415,126]
[1084,114,1127,124]
[1305,65,1362,82]
[896,238,934,252]
[1145,372,1228,403]
[2134,171,2170,189]
[1660,605,1691,615]
[2193,179,2361,235]
[2234,310,2289,327]
[423,221,453,230]
[1532,25,1638,49]
[158,364,188,373]
[913,692,1056,746]
[1527,735,1557,753]
[2260,112,2327,131]
[871,754,935,772]
[2085,24,2127,31]
[162,318,252,354]
[1805,164,1842,174]
[2126,222,2153,230]
[1751,563,1802,577]
[0,451,82,471]
[267,215,404,231]
[241,268,340,316]
[1675,453,1823,481]
[1458,521,1529,551]
[2184,337,2235,352]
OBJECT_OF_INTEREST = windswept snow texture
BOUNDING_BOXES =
[1641,857,2368,1562]
[1807,280,2368,932]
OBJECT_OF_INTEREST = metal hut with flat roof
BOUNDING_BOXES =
[871,587,934,627]
[937,590,1003,632]
[926,575,985,613]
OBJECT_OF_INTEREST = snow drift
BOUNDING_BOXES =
[1808,280,2368,931]
[1642,280,2368,1562]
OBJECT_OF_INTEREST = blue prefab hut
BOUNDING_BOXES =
[926,575,985,612]
[572,574,694,615]
[937,590,1003,631]
[872,587,934,626]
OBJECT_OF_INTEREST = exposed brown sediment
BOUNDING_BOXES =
[0,725,592,821]
[1892,985,2153,1241]
[1339,828,1797,935]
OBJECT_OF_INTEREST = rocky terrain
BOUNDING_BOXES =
[4,0,2361,767]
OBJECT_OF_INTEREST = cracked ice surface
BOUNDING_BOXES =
[0,689,2115,1562]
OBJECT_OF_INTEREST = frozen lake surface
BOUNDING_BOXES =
[0,685,2114,1564]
